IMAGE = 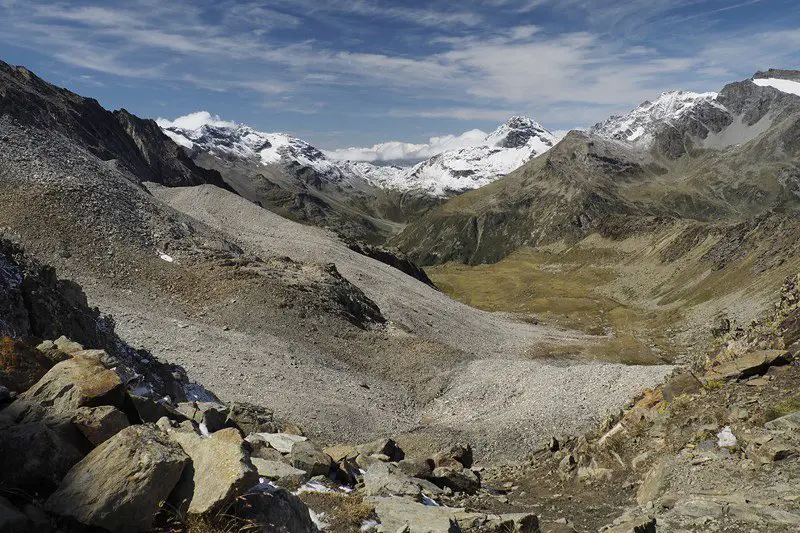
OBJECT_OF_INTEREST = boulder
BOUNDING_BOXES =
[45,424,189,533]
[324,443,359,463]
[251,458,308,484]
[431,465,480,494]
[398,458,435,479]
[247,437,287,461]
[231,487,318,533]
[356,438,404,461]
[8,355,124,422]
[604,516,656,533]
[127,394,188,424]
[0,496,29,533]
[176,401,229,433]
[0,336,53,392]
[433,444,474,469]
[372,497,459,532]
[705,350,790,381]
[256,432,308,453]
[226,401,278,435]
[169,427,259,515]
[0,421,85,495]
[290,440,332,477]
[363,462,423,499]
[53,336,85,354]
[35,340,72,365]
[71,405,130,446]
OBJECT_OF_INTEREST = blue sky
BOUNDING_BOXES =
[1,0,799,153]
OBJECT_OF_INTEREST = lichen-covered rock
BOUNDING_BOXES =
[0,336,53,392]
[45,424,189,533]
[7,355,124,423]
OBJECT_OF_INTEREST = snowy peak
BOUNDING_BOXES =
[157,113,387,186]
[752,69,800,97]
[591,91,719,143]
[484,115,554,149]
[386,116,558,197]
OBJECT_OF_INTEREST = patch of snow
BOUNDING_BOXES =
[294,480,337,495]
[309,509,328,530]
[421,494,440,506]
[198,422,210,438]
[158,252,174,263]
[717,426,737,447]
[753,77,800,97]
[360,519,380,531]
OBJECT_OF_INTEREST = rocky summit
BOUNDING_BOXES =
[0,47,799,533]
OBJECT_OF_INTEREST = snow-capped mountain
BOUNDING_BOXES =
[158,114,376,186]
[157,113,557,198]
[591,91,720,143]
[374,116,558,197]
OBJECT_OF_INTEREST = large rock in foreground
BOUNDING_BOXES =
[7,354,124,422]
[0,421,85,495]
[231,487,318,533]
[169,427,259,515]
[45,425,189,533]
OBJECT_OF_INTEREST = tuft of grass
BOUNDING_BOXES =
[297,492,374,533]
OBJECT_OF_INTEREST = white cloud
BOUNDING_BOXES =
[325,128,489,162]
[156,111,238,130]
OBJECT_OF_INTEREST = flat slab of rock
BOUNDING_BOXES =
[705,350,789,381]
[764,411,800,431]
[45,424,189,533]
[255,432,307,453]
[251,458,308,482]
[363,462,422,499]
[169,427,259,515]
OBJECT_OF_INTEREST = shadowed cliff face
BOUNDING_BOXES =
[0,60,232,191]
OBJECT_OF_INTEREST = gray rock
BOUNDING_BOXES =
[0,421,85,494]
[256,432,307,453]
[363,462,423,499]
[291,440,332,477]
[457,511,539,532]
[433,444,473,469]
[764,411,800,431]
[128,394,188,424]
[431,465,480,494]
[604,515,656,533]
[356,438,405,461]
[0,496,29,533]
[45,424,189,533]
[231,487,318,533]
[226,401,278,435]
[169,427,259,515]
[71,405,130,446]
[398,458,434,479]
[0,385,9,403]
[176,401,229,433]
[251,458,308,483]
[372,497,458,532]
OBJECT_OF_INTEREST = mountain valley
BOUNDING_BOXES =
[0,57,799,533]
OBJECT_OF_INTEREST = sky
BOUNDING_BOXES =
[1,0,799,159]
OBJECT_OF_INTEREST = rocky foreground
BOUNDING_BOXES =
[1,243,799,533]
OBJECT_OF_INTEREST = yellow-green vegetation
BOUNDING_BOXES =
[296,492,374,533]
[426,224,799,365]
[764,395,800,423]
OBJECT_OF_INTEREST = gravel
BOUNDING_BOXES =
[148,183,673,459]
